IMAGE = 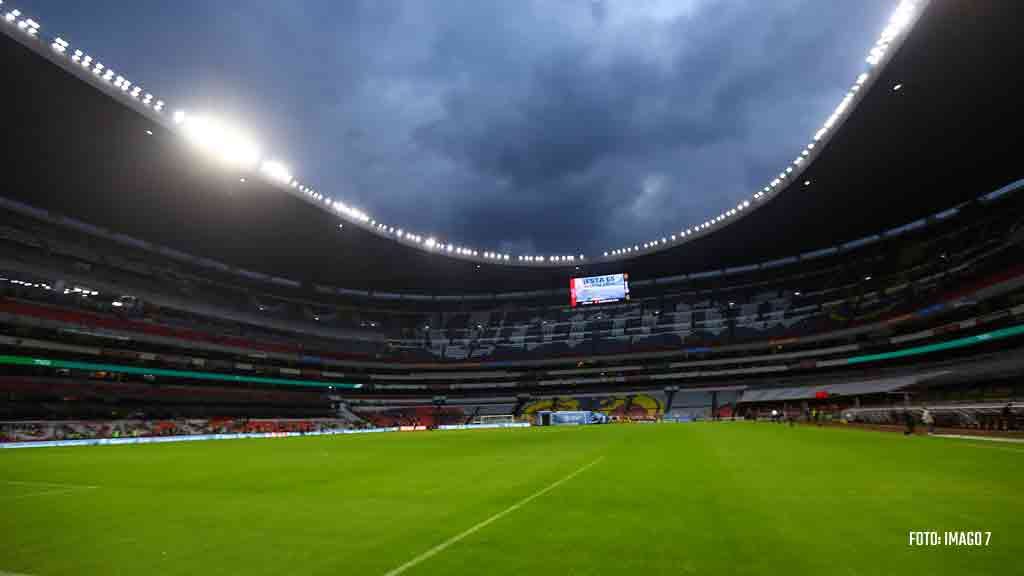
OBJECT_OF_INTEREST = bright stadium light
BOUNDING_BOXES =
[260,160,292,184]
[51,37,69,54]
[180,115,261,169]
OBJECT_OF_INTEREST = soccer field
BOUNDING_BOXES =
[2,423,1021,575]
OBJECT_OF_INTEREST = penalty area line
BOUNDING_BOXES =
[382,456,605,576]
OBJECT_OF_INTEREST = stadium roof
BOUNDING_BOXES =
[1,0,1021,294]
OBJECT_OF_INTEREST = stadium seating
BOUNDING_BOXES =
[2,184,1021,366]
[1,134,1022,433]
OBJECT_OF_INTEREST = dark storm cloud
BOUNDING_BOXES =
[19,0,893,254]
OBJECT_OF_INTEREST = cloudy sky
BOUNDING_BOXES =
[21,0,894,255]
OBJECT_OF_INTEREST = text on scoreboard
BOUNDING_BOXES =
[569,273,630,307]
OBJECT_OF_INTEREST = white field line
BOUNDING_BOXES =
[3,480,99,488]
[2,480,99,501]
[929,437,1024,454]
[932,434,1024,444]
[0,570,38,576]
[383,456,605,576]
[4,486,97,501]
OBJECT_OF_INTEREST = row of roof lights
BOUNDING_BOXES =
[0,276,100,296]
[602,0,920,258]
[2,0,921,267]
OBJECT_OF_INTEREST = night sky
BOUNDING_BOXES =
[17,0,894,255]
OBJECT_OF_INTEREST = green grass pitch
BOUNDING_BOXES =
[2,423,1021,575]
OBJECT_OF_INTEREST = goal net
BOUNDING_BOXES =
[476,414,516,425]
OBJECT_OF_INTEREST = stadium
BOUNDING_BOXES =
[1,0,1022,574]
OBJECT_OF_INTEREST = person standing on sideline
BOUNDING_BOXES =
[903,410,915,435]
[922,408,934,435]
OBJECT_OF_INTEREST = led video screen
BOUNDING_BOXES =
[569,273,629,307]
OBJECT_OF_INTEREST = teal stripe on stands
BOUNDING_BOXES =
[0,355,361,389]
[845,324,1024,365]
[3,323,1021,388]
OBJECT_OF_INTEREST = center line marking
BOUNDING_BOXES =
[383,456,604,576]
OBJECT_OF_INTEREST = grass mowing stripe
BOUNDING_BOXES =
[383,456,605,576]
